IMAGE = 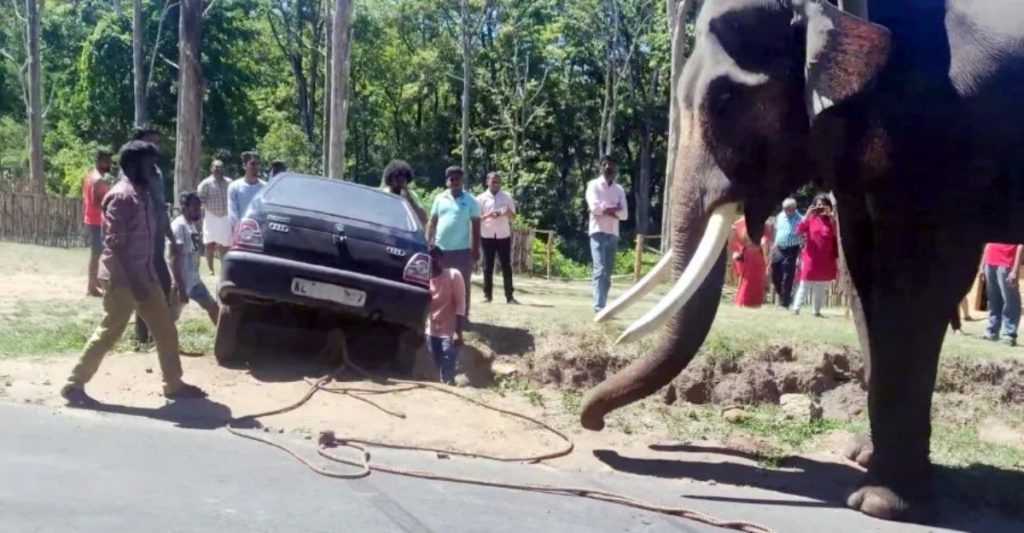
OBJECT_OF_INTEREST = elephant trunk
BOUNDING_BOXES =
[580,197,728,430]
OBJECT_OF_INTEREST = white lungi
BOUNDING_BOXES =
[203,213,232,247]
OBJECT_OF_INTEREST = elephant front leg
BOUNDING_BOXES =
[846,303,944,523]
[835,195,979,523]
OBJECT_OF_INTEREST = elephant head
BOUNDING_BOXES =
[580,0,891,430]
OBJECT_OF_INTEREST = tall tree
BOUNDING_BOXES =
[266,0,328,145]
[132,0,145,126]
[174,0,203,198]
[327,0,352,180]
[321,0,332,173]
[459,0,471,172]
[26,0,44,194]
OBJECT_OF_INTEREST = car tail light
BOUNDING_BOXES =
[232,218,264,252]
[403,253,431,286]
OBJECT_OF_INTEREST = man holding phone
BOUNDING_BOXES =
[476,172,518,304]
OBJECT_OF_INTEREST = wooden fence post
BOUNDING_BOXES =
[634,234,645,282]
[545,231,554,280]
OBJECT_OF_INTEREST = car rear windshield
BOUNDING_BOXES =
[262,175,417,232]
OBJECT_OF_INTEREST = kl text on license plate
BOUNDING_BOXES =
[291,278,367,307]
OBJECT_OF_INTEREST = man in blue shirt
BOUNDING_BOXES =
[769,198,804,308]
[427,166,481,317]
[227,151,267,231]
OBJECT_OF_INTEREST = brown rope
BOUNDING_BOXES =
[225,338,775,533]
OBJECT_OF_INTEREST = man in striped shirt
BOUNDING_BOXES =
[197,159,232,275]
[769,198,804,309]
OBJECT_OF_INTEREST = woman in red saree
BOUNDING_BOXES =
[729,217,773,307]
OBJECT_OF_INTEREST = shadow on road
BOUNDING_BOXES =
[83,397,257,431]
[595,443,1024,526]
[594,445,858,508]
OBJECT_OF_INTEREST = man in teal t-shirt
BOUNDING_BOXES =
[428,166,481,317]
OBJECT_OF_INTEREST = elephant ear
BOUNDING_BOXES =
[803,0,891,118]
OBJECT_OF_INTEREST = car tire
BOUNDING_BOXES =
[214,305,244,367]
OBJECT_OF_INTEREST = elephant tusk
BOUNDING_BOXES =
[615,202,738,344]
[594,250,674,323]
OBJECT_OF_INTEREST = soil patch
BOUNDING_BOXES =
[517,339,1021,424]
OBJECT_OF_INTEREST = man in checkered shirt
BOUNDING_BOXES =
[769,198,804,308]
[197,159,232,275]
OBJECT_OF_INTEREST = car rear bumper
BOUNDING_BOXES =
[218,251,430,331]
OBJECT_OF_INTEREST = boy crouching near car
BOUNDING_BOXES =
[426,246,466,384]
[170,193,220,325]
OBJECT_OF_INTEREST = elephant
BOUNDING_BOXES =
[581,0,1024,524]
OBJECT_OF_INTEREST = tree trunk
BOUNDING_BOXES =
[132,0,145,126]
[605,73,618,157]
[290,57,314,143]
[459,0,472,172]
[597,39,613,158]
[660,0,687,252]
[173,0,203,198]
[327,0,353,180]
[26,0,44,194]
[322,0,332,174]
[113,0,122,17]
[635,70,658,236]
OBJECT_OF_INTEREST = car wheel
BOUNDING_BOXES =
[214,305,245,367]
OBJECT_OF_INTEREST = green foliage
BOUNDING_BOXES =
[257,119,317,175]
[0,117,27,189]
[0,0,707,248]
[66,14,134,150]
[530,234,662,279]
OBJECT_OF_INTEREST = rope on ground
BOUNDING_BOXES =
[225,334,775,533]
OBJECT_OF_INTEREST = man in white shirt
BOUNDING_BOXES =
[476,172,518,304]
[585,155,629,312]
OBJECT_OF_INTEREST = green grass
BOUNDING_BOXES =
[0,300,104,356]
[560,389,582,416]
[0,299,215,358]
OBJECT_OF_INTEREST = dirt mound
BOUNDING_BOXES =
[711,365,780,406]
[820,383,867,422]
[517,333,1019,424]
[520,339,867,414]
[669,344,864,410]
[520,329,635,388]
[936,358,1024,393]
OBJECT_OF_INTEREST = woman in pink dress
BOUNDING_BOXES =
[729,217,773,307]
[792,194,839,316]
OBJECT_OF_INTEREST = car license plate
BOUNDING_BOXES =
[291,278,366,308]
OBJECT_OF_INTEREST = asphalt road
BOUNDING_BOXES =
[0,402,1015,533]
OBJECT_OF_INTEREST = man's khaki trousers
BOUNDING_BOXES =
[67,282,184,395]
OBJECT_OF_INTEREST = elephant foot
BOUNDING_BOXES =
[841,433,873,467]
[847,464,936,523]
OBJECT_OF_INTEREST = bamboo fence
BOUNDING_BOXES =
[0,192,86,247]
